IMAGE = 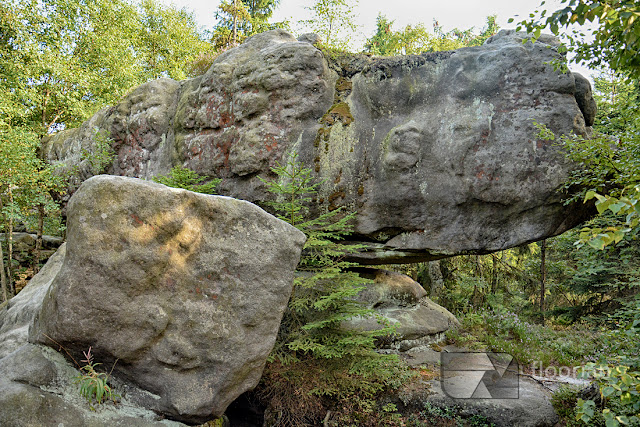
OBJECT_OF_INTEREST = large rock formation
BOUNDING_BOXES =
[42,29,595,263]
[27,175,306,424]
[0,245,184,426]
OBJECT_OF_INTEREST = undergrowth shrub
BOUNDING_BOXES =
[576,300,640,427]
[446,309,609,367]
[74,347,117,405]
[257,152,412,425]
[404,401,496,426]
[552,385,605,427]
[152,165,220,194]
[81,130,116,175]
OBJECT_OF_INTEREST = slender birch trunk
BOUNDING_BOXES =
[7,186,14,296]
[0,195,8,302]
[540,240,547,325]
[33,203,44,274]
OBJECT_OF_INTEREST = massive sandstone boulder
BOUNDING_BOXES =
[27,175,306,424]
[0,245,184,426]
[42,29,595,263]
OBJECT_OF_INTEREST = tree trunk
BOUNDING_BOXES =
[232,0,238,46]
[491,253,498,294]
[428,260,444,298]
[0,195,8,303]
[33,203,45,274]
[540,239,547,325]
[7,186,14,296]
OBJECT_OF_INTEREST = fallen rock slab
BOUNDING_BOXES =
[396,375,558,427]
[29,175,306,424]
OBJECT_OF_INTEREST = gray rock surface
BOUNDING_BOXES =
[43,29,596,264]
[0,244,66,358]
[574,73,597,127]
[344,269,459,350]
[297,32,321,45]
[429,377,559,426]
[0,233,64,251]
[0,232,64,265]
[28,175,306,423]
[0,246,184,427]
[397,375,558,427]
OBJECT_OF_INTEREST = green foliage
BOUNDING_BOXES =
[576,364,640,426]
[364,14,499,56]
[404,401,496,426]
[136,0,213,81]
[1,0,211,136]
[523,227,640,323]
[552,385,606,426]
[592,70,640,136]
[210,0,285,51]
[527,44,640,422]
[534,118,640,251]
[211,0,252,49]
[579,189,640,250]
[259,152,411,424]
[81,130,116,175]
[431,248,540,316]
[302,0,359,51]
[74,347,117,405]
[446,308,627,367]
[512,0,640,79]
[260,155,315,226]
[263,153,393,361]
[575,299,640,427]
[152,165,220,194]
[0,127,65,298]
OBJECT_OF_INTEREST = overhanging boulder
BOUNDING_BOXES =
[42,29,595,264]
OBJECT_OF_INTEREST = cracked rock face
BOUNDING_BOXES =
[43,29,595,264]
[28,175,306,424]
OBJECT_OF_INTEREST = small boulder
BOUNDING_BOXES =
[29,175,306,424]
[297,32,321,45]
[344,269,459,350]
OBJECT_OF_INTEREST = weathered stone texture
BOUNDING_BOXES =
[344,269,459,350]
[43,29,596,263]
[0,246,184,426]
[28,175,306,423]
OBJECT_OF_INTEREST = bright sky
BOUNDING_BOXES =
[162,0,560,39]
[161,0,594,79]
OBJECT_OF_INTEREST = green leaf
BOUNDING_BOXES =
[588,237,606,250]
[617,415,630,425]
[605,417,620,427]
[596,198,613,214]
[609,202,628,214]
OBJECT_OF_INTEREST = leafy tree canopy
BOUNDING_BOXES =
[0,0,211,136]
[365,14,499,56]
[210,0,285,51]
[303,0,359,51]
[513,0,640,79]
